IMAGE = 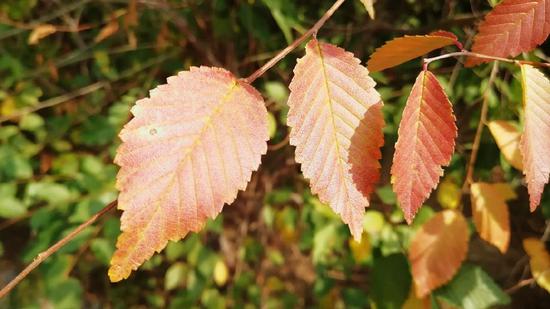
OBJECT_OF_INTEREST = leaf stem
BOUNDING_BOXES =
[0,200,117,299]
[423,50,550,68]
[242,0,346,84]
[462,61,499,191]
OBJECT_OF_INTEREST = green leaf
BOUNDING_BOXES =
[165,262,187,290]
[434,264,510,309]
[0,195,26,218]
[370,253,411,309]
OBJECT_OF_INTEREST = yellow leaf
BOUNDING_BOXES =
[471,183,516,253]
[488,120,523,170]
[28,24,57,45]
[95,18,120,43]
[0,96,16,116]
[360,0,376,19]
[523,238,550,292]
[213,259,229,286]
[437,178,461,209]
[402,285,429,309]
[363,210,385,234]
[349,233,371,263]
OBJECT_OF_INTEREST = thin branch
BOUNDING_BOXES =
[242,0,346,84]
[0,200,118,299]
[0,49,178,124]
[462,61,499,191]
[424,50,550,68]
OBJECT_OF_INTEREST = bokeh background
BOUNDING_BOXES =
[1,0,549,307]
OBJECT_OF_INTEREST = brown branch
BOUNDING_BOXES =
[0,200,118,299]
[462,61,499,191]
[242,0,346,84]
[424,50,550,68]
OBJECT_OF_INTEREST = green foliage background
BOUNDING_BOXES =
[0,0,549,307]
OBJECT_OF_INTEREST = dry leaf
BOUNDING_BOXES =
[95,18,120,43]
[409,210,469,298]
[391,70,457,223]
[519,65,550,211]
[471,182,516,253]
[488,120,523,170]
[287,39,384,240]
[467,0,550,67]
[28,24,57,45]
[367,31,461,72]
[109,67,269,281]
[360,0,376,19]
[523,238,550,293]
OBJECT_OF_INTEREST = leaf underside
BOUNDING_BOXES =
[287,39,384,240]
[109,67,268,282]
[471,183,516,253]
[367,31,460,72]
[391,70,457,223]
[488,120,523,170]
[467,0,550,67]
[409,210,469,298]
[520,65,550,211]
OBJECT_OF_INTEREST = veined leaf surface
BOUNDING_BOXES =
[391,70,457,223]
[488,120,523,170]
[109,67,268,282]
[367,31,462,72]
[471,182,516,253]
[520,65,550,211]
[287,39,384,240]
[467,0,550,67]
[409,210,469,298]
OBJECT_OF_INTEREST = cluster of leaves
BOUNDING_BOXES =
[1,0,550,307]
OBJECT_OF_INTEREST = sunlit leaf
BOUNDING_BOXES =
[523,238,550,293]
[28,24,57,45]
[409,210,469,298]
[437,177,461,210]
[466,0,550,67]
[287,39,384,240]
[488,120,523,170]
[109,67,269,282]
[435,264,511,309]
[360,0,376,19]
[519,65,550,211]
[391,70,457,223]
[367,31,462,72]
[470,182,516,253]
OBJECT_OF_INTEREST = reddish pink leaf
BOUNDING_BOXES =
[391,70,457,223]
[466,0,550,67]
[409,210,469,298]
[109,67,268,281]
[520,65,550,211]
[287,39,384,240]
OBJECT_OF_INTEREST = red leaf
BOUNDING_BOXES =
[109,67,268,281]
[391,70,457,223]
[409,210,469,298]
[520,64,550,211]
[466,0,550,67]
[287,39,384,240]
[367,31,461,72]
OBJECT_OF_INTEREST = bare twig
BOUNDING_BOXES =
[243,0,346,84]
[0,49,178,124]
[462,61,499,191]
[0,200,118,299]
[424,50,550,68]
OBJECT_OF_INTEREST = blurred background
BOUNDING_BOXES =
[0,0,549,307]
